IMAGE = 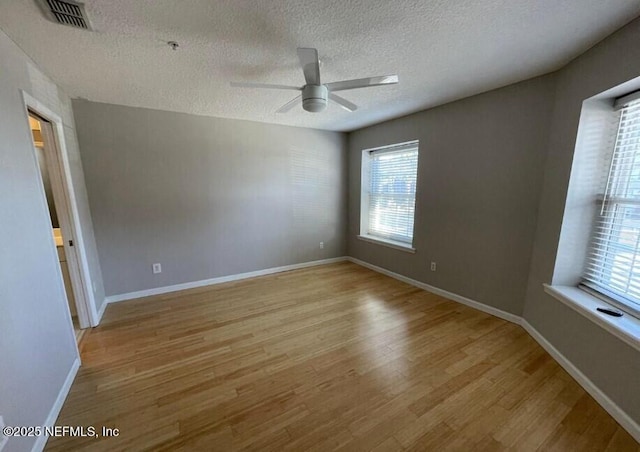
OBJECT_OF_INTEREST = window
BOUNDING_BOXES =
[360,141,419,250]
[583,94,640,318]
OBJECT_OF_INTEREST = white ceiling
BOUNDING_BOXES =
[1,1,639,132]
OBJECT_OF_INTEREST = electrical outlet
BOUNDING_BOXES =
[152,263,162,274]
[319,241,324,249]
[0,416,8,451]
[430,262,437,271]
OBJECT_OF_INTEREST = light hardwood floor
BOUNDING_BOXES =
[48,262,639,451]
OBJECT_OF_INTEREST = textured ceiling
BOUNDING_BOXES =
[1,1,639,132]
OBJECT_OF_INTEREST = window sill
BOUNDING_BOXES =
[543,284,640,352]
[357,235,416,253]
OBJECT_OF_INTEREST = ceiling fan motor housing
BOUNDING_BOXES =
[302,85,328,112]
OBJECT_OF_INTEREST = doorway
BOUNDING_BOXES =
[27,110,91,341]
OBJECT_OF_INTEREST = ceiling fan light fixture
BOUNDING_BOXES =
[302,85,328,112]
[230,48,398,114]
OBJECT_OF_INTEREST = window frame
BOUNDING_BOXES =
[581,93,640,320]
[359,140,419,252]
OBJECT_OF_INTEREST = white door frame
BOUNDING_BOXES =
[22,90,99,328]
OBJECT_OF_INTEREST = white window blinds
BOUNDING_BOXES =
[366,143,418,244]
[583,98,640,315]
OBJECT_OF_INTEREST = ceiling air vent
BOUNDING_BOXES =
[36,0,92,30]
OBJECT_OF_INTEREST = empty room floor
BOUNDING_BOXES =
[48,262,639,451]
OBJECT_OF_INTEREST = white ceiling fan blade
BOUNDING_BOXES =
[230,82,301,91]
[275,95,301,114]
[297,48,321,85]
[325,75,398,92]
[329,93,357,112]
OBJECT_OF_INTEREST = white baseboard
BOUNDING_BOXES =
[346,257,521,324]
[521,320,640,443]
[105,257,348,304]
[348,256,640,442]
[32,357,80,452]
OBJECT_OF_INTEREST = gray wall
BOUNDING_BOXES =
[523,16,640,423]
[72,101,348,297]
[348,75,556,315]
[0,28,103,451]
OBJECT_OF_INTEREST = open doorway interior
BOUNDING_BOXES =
[29,113,84,341]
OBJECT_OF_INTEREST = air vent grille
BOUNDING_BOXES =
[37,0,92,30]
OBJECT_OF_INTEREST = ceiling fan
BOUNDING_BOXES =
[231,48,398,114]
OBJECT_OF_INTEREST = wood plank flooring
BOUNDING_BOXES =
[47,262,639,451]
